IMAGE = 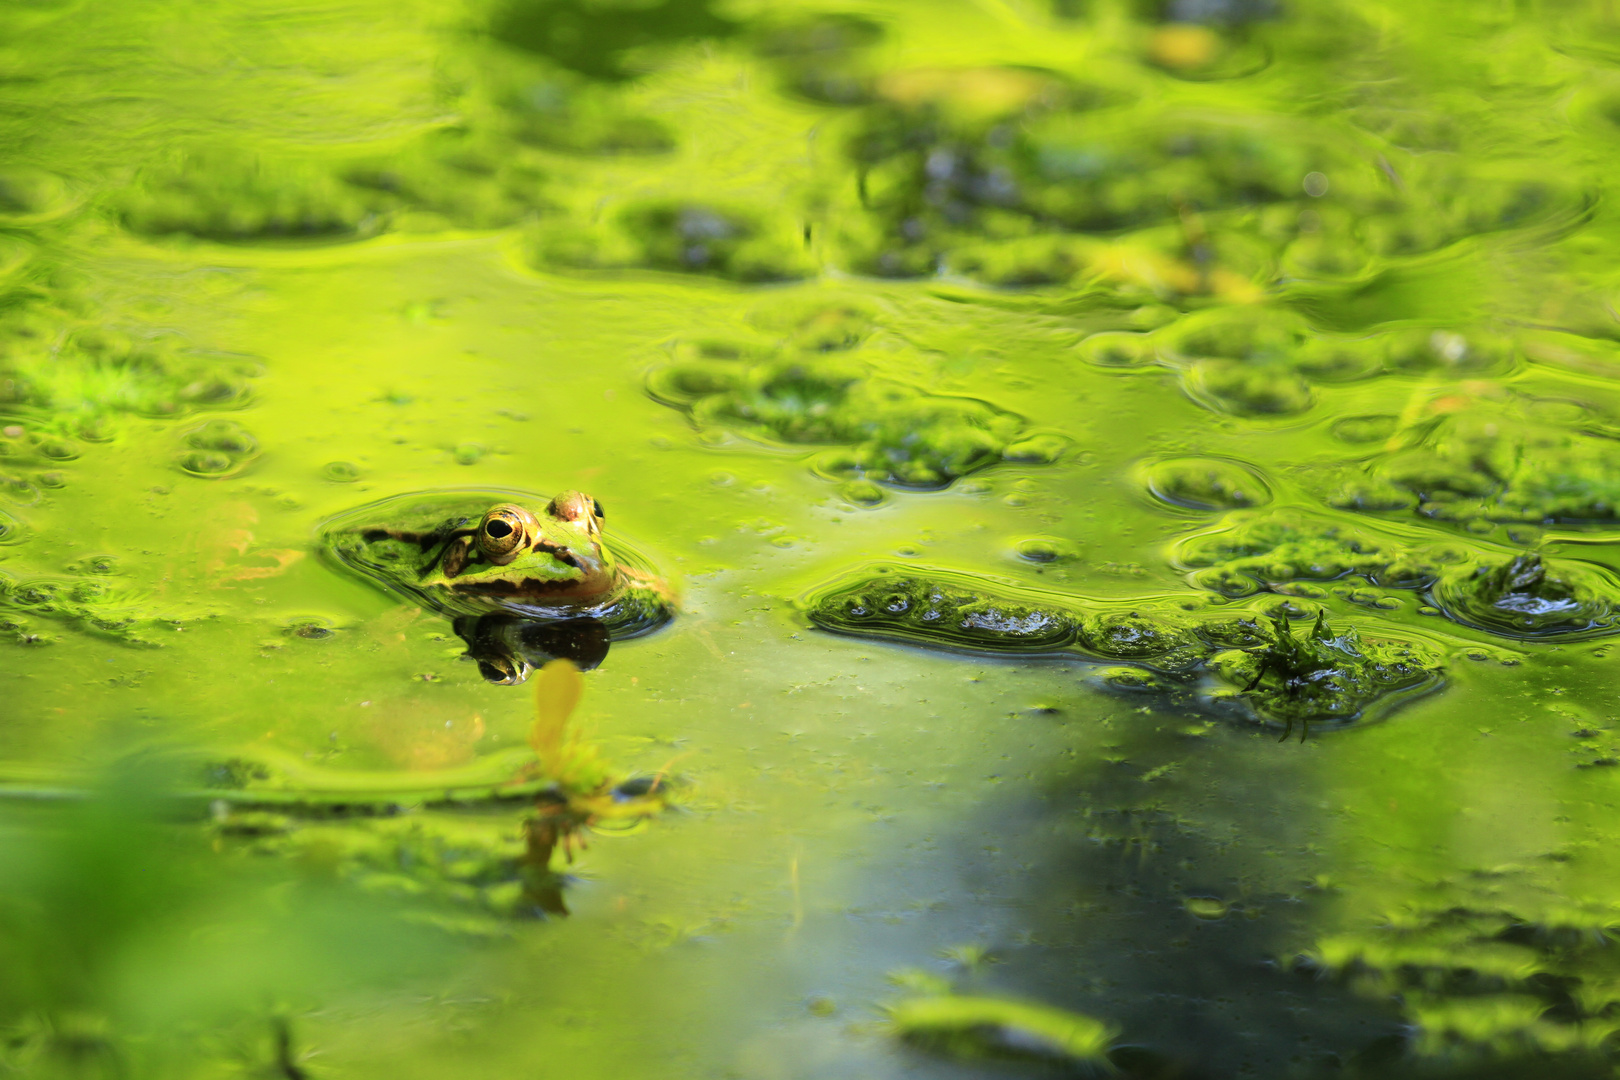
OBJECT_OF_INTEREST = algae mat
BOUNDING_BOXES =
[6,1,1620,1077]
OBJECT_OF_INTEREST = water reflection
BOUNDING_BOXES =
[453,613,611,684]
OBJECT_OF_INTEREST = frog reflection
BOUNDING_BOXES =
[319,488,675,682]
[453,613,610,684]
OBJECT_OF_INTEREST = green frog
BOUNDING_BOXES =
[318,488,675,642]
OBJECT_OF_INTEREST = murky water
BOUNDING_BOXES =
[6,1,1620,1077]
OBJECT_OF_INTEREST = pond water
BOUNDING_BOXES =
[5,1,1620,1077]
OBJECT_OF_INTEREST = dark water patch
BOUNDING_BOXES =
[1299,892,1620,1070]
[452,613,611,684]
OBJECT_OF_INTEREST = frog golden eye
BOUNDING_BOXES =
[476,504,537,564]
[591,499,605,521]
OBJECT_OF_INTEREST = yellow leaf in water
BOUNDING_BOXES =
[531,658,582,763]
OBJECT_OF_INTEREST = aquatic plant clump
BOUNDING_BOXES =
[1215,610,1441,734]
[1174,509,1406,594]
[114,147,388,242]
[808,570,1080,653]
[839,88,1330,281]
[342,130,553,231]
[527,199,815,282]
[0,321,261,426]
[753,12,886,105]
[1430,554,1620,640]
[1317,389,1620,525]
[804,566,1444,728]
[1176,509,1620,641]
[471,51,677,156]
[648,348,1064,488]
[1140,455,1272,510]
[0,569,164,647]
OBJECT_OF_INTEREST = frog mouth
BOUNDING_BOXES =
[451,575,611,600]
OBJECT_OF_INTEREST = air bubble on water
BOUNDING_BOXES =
[322,461,363,482]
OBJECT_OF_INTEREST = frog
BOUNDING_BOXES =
[318,488,675,647]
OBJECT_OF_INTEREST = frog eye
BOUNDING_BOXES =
[591,498,605,521]
[476,504,537,563]
[547,490,597,524]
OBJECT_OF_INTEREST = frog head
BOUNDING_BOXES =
[318,487,674,639]
[425,491,615,603]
